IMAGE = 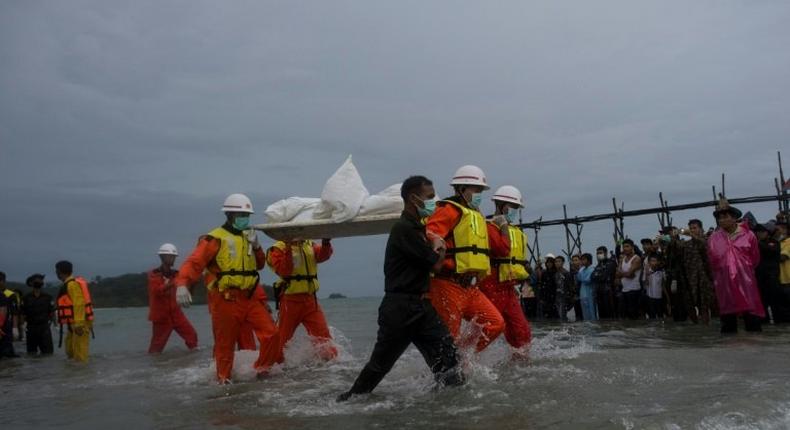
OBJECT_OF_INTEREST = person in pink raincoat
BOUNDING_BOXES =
[707,198,764,334]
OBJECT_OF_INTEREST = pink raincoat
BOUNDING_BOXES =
[706,224,764,317]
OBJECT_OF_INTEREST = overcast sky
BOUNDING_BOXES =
[1,1,788,296]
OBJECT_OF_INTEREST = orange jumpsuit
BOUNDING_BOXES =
[176,232,280,381]
[425,202,506,352]
[147,268,198,353]
[267,242,337,362]
[478,223,533,350]
[237,286,268,351]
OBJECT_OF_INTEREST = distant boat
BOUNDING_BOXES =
[328,293,347,299]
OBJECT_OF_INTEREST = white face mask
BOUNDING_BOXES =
[596,253,606,261]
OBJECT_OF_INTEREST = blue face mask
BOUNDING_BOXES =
[233,216,251,231]
[469,193,483,209]
[506,207,519,224]
[418,198,437,217]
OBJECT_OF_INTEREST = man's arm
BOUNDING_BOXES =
[175,237,220,287]
[487,222,510,258]
[314,240,333,263]
[147,271,169,296]
[267,244,293,278]
[395,224,442,271]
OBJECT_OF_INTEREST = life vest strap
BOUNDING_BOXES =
[284,274,318,282]
[491,257,528,266]
[217,270,259,277]
[446,245,490,256]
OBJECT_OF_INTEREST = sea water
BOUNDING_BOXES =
[3,297,790,429]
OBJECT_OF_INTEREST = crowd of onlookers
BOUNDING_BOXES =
[518,212,790,329]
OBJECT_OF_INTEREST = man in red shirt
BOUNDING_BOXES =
[268,238,337,362]
[478,186,532,358]
[175,193,280,383]
[425,165,505,352]
[147,243,198,354]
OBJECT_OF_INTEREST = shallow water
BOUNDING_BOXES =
[3,297,790,429]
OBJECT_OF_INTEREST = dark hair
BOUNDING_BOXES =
[0,271,5,282]
[640,238,653,245]
[400,176,433,201]
[555,255,565,263]
[55,260,73,275]
[596,246,608,253]
[581,253,593,262]
[622,239,635,247]
[688,219,703,229]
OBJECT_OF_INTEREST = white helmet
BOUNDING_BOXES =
[222,193,254,214]
[450,165,489,190]
[545,253,556,260]
[157,243,178,256]
[491,185,524,208]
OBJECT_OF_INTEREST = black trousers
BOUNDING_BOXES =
[26,324,54,355]
[721,313,762,333]
[646,298,663,319]
[623,291,642,320]
[345,294,464,396]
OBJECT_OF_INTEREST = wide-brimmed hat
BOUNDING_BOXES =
[713,196,742,219]
[25,273,45,287]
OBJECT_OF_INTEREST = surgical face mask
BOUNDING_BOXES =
[418,197,437,217]
[233,216,251,231]
[469,192,483,209]
[506,207,519,224]
[596,253,606,261]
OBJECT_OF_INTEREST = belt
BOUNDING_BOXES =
[434,272,478,287]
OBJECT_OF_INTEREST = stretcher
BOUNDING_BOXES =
[254,213,400,241]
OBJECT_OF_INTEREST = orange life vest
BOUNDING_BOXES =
[57,277,94,325]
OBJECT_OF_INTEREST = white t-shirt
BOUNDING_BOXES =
[620,255,642,293]
[646,270,664,299]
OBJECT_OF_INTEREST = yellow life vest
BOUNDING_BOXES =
[440,200,491,275]
[490,224,530,282]
[207,227,259,291]
[270,240,320,295]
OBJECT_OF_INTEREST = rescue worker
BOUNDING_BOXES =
[338,176,464,401]
[22,274,55,355]
[425,165,505,352]
[147,243,198,354]
[478,186,532,357]
[55,261,93,362]
[0,271,20,359]
[267,237,337,362]
[175,193,280,383]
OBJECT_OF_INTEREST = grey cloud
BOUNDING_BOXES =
[1,1,789,294]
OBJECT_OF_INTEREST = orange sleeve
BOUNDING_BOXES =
[425,204,461,240]
[147,270,168,296]
[487,222,511,257]
[175,237,220,287]
[314,242,333,263]
[254,246,266,270]
[267,245,293,278]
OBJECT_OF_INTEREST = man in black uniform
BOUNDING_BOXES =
[22,274,55,355]
[337,176,465,401]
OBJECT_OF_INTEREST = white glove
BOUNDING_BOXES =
[245,229,260,249]
[176,286,192,307]
[492,215,508,228]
